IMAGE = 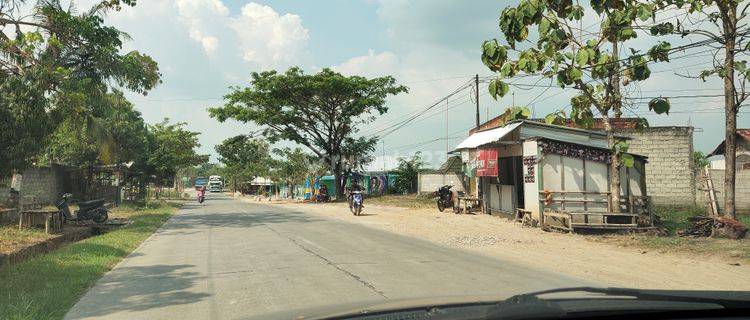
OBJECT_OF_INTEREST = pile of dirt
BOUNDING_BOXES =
[678,216,748,239]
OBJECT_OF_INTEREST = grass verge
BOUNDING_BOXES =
[595,206,750,262]
[0,200,180,320]
[366,194,435,210]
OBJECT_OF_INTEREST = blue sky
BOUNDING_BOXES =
[83,0,747,168]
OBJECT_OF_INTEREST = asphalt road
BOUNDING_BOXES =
[66,194,587,320]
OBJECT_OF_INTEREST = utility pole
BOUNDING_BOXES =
[444,97,449,185]
[381,140,385,172]
[474,74,480,129]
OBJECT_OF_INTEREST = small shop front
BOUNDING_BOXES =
[454,120,650,230]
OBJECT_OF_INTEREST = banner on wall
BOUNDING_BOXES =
[476,149,499,177]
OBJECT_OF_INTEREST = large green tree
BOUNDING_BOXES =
[651,0,749,218]
[145,119,208,186]
[0,0,160,178]
[209,67,408,198]
[45,90,149,167]
[215,135,273,192]
[482,0,672,211]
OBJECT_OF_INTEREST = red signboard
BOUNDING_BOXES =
[476,149,499,177]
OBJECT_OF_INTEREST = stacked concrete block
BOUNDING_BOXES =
[618,127,696,207]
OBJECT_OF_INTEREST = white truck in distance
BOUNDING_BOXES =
[208,175,223,192]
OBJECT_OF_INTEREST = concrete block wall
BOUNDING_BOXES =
[618,127,696,206]
[705,169,750,214]
[418,173,466,195]
[0,166,70,207]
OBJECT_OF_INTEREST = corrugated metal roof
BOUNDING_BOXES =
[454,122,522,150]
[708,129,750,156]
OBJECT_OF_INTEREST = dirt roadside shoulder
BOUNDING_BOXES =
[250,199,750,291]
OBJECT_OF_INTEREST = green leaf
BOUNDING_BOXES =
[489,79,510,100]
[564,52,574,60]
[500,62,515,77]
[489,79,499,99]
[569,67,583,81]
[613,140,629,154]
[735,61,747,73]
[576,50,589,66]
[483,40,497,58]
[635,118,649,132]
[637,4,653,21]
[539,19,551,36]
[648,97,670,115]
[650,22,674,36]
[499,81,510,97]
[621,153,634,167]
[518,58,528,70]
[518,106,531,117]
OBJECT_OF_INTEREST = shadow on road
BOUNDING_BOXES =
[69,264,209,319]
[166,197,326,230]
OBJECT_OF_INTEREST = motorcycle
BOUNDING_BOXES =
[56,193,109,223]
[435,185,455,212]
[350,191,363,216]
[197,193,205,203]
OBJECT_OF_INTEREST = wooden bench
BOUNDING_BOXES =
[19,209,62,234]
[542,210,639,231]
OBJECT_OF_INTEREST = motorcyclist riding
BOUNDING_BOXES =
[347,180,363,209]
[197,185,206,203]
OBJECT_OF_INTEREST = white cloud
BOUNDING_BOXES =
[174,0,229,55]
[333,49,399,77]
[230,2,309,68]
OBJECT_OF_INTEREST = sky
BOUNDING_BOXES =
[72,0,748,169]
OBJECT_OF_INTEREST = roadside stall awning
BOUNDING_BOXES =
[454,122,521,150]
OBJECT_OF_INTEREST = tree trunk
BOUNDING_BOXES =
[603,118,622,213]
[611,39,622,118]
[606,39,622,213]
[333,170,342,201]
[723,18,737,219]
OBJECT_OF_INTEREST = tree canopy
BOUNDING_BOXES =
[650,0,749,217]
[145,119,209,185]
[215,135,273,191]
[270,147,317,188]
[393,152,427,194]
[210,67,408,196]
[0,0,160,178]
[482,0,674,210]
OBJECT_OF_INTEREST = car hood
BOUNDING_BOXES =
[243,294,513,320]
[242,288,750,320]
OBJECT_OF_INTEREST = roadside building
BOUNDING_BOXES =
[417,156,467,195]
[453,120,649,230]
[706,129,750,213]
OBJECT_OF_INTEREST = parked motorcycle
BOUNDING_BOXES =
[56,193,109,223]
[350,191,364,216]
[436,185,455,212]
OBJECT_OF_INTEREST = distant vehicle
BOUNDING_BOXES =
[195,177,208,190]
[208,175,223,192]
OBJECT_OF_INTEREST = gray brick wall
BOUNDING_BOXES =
[0,165,71,207]
[418,173,466,195]
[618,127,696,206]
[705,169,750,214]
